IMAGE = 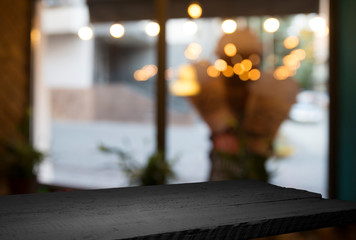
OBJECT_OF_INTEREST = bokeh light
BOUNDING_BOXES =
[263,18,280,33]
[145,22,160,37]
[309,16,329,37]
[110,24,125,38]
[222,19,237,34]
[207,65,220,78]
[214,59,228,71]
[241,59,252,71]
[249,69,261,81]
[134,64,158,81]
[222,66,234,78]
[134,70,148,81]
[274,66,289,80]
[187,3,202,19]
[184,42,202,60]
[239,71,249,81]
[170,65,200,96]
[224,43,237,57]
[283,55,299,68]
[291,49,306,61]
[143,64,158,77]
[233,63,245,75]
[31,29,41,45]
[309,16,326,32]
[183,20,198,35]
[283,36,299,49]
[78,26,93,40]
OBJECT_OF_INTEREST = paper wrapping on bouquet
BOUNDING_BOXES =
[243,72,299,155]
[188,61,236,134]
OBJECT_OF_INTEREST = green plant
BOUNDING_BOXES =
[0,139,44,179]
[0,110,44,180]
[99,145,176,186]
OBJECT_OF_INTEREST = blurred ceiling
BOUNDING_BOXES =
[87,0,319,23]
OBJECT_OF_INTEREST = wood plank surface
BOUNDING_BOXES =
[0,180,356,239]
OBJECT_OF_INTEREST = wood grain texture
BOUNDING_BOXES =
[0,180,356,239]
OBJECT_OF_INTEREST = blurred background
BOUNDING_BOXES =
[28,0,329,195]
[1,0,355,203]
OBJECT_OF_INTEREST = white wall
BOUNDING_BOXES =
[44,34,94,89]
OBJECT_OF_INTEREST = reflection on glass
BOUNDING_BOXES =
[166,14,329,196]
[33,1,329,197]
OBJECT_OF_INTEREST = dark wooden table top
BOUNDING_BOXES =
[1,180,356,239]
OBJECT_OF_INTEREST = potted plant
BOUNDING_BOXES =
[99,145,175,186]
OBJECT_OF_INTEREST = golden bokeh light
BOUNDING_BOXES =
[249,69,261,81]
[78,26,93,41]
[170,65,200,96]
[31,29,41,45]
[274,66,289,80]
[134,64,158,81]
[187,3,202,19]
[248,54,260,66]
[241,59,252,71]
[283,55,299,67]
[222,19,237,34]
[263,18,280,33]
[232,54,243,65]
[143,64,158,77]
[184,42,202,60]
[207,65,220,78]
[233,63,245,75]
[291,49,306,61]
[287,68,297,77]
[183,20,198,35]
[224,43,237,57]
[283,36,299,49]
[214,59,228,71]
[145,22,160,37]
[239,71,249,81]
[110,24,125,38]
[222,65,234,78]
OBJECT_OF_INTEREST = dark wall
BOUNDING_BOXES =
[0,0,32,141]
[330,0,356,201]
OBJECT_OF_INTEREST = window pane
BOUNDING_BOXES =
[166,15,329,196]
[36,2,157,189]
